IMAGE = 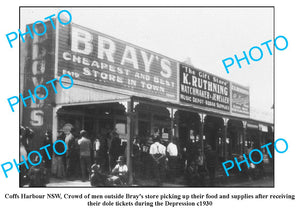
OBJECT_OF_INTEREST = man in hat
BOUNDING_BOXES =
[110,156,128,185]
[108,130,122,171]
[149,137,166,186]
[65,128,77,180]
[51,130,66,178]
[140,137,152,179]
[78,130,92,181]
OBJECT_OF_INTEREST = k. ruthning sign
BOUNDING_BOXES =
[179,64,230,112]
[57,23,178,101]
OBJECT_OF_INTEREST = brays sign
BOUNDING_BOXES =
[57,24,177,101]
[21,21,56,151]
[179,64,230,112]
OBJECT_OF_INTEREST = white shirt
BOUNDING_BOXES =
[20,143,28,161]
[65,133,74,147]
[167,142,178,156]
[94,139,100,151]
[149,142,166,155]
[113,164,128,175]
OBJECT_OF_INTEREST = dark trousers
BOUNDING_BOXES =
[167,156,178,179]
[141,154,151,179]
[109,154,118,171]
[153,159,165,185]
[207,167,216,186]
[19,160,29,187]
[80,156,91,180]
[132,157,141,180]
[66,156,78,179]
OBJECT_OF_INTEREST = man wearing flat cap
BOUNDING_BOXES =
[111,156,128,185]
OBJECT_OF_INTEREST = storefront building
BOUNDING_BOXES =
[21,20,274,185]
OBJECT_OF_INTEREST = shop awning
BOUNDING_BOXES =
[56,84,131,106]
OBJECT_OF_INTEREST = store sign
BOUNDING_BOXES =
[22,21,55,150]
[57,24,177,100]
[179,64,230,112]
[231,83,250,115]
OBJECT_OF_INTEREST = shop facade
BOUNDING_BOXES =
[21,19,274,185]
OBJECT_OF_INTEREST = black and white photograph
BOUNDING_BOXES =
[1,1,299,212]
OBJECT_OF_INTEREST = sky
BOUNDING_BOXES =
[21,7,274,122]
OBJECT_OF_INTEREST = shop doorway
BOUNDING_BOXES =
[246,128,260,149]
[175,110,200,150]
[203,116,224,158]
[57,102,127,170]
[57,102,126,139]
[227,119,243,158]
[135,103,170,142]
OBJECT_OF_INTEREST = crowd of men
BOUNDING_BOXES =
[131,134,218,186]
[20,125,221,186]
[51,128,129,185]
[19,126,129,186]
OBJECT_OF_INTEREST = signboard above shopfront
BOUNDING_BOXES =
[231,83,250,115]
[57,23,178,101]
[179,64,230,112]
[56,22,251,117]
